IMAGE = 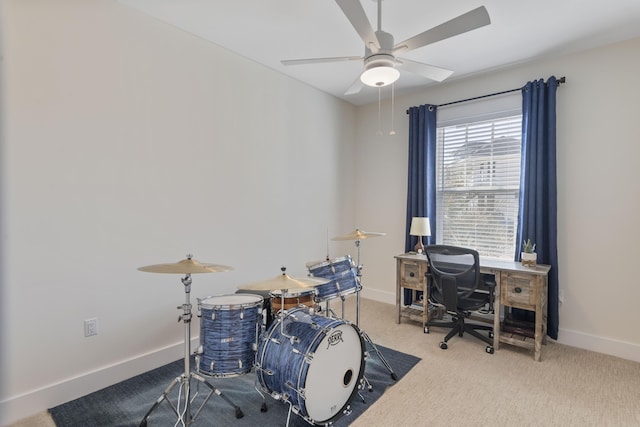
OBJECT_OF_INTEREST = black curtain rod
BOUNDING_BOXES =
[406,76,566,114]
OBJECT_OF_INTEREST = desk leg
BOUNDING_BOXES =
[534,276,544,362]
[396,260,401,324]
[493,272,501,350]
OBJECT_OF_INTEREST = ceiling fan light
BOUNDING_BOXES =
[360,66,400,87]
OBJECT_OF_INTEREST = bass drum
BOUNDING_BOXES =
[256,308,365,425]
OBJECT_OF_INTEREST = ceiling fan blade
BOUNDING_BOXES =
[281,56,361,66]
[393,6,490,53]
[335,0,380,52]
[344,76,363,95]
[396,58,454,82]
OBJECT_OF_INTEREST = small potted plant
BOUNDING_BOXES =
[521,239,537,267]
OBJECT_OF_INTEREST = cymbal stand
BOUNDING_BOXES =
[353,238,398,381]
[139,274,243,426]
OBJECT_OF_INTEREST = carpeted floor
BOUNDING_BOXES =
[48,342,420,427]
[10,298,640,427]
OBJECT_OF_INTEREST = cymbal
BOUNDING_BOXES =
[237,273,327,291]
[332,228,386,241]
[138,257,233,274]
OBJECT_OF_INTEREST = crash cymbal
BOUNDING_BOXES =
[138,256,233,274]
[237,273,327,291]
[331,228,386,241]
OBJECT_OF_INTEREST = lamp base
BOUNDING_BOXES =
[414,240,424,254]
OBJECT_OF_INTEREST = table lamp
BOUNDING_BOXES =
[409,217,431,254]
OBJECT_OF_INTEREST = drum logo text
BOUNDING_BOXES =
[327,330,343,349]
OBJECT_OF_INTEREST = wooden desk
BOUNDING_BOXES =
[395,253,551,361]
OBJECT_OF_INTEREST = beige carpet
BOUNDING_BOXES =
[10,298,640,427]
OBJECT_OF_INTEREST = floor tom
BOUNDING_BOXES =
[196,294,263,378]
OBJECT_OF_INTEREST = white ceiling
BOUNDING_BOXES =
[118,0,640,106]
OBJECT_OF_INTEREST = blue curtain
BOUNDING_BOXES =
[404,104,437,305]
[515,76,560,340]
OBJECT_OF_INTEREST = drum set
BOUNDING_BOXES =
[137,230,393,427]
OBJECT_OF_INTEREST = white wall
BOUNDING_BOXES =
[0,1,357,424]
[2,1,640,424]
[354,37,640,362]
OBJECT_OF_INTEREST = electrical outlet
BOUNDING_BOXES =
[84,318,98,337]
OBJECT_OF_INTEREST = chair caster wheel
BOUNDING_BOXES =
[486,346,494,354]
[235,408,244,419]
[260,402,268,412]
[439,342,448,350]
[424,326,429,334]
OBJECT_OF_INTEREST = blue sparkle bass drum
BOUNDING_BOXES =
[256,307,365,425]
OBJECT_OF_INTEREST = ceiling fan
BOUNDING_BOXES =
[281,0,491,95]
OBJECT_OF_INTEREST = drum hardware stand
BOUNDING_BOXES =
[253,381,269,413]
[139,274,243,426]
[352,239,398,382]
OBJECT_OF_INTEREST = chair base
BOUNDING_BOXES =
[425,313,494,354]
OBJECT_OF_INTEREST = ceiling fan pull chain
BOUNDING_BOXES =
[389,83,396,135]
[377,86,383,135]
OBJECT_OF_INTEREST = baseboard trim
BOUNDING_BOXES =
[360,287,395,304]
[0,339,195,426]
[360,290,640,364]
[556,327,640,363]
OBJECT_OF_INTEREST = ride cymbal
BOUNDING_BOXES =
[331,228,386,241]
[237,273,327,291]
[138,257,233,274]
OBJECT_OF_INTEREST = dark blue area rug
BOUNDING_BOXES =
[49,343,420,426]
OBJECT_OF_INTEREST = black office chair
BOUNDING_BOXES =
[424,245,495,354]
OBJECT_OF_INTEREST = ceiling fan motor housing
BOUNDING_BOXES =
[361,53,398,87]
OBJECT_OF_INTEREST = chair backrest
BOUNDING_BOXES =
[425,245,481,311]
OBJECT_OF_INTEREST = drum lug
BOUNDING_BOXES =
[270,391,283,401]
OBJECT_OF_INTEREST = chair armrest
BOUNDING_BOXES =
[481,274,496,312]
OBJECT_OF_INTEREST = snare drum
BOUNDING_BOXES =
[196,294,263,378]
[307,256,361,302]
[256,308,365,425]
[269,288,316,314]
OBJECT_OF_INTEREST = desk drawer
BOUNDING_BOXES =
[400,261,426,289]
[501,272,537,310]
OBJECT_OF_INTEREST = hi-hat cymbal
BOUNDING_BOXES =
[138,257,233,274]
[332,228,386,241]
[237,273,327,291]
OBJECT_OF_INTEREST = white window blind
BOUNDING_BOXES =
[436,114,522,259]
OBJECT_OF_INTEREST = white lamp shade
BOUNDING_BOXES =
[409,217,431,237]
[360,66,400,87]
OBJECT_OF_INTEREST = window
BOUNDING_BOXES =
[435,113,522,259]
